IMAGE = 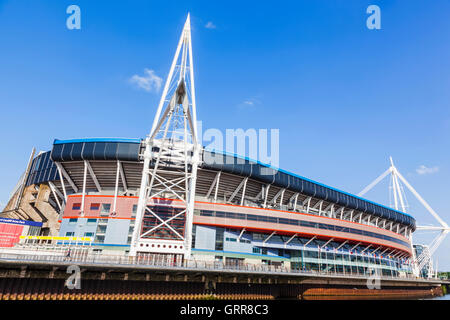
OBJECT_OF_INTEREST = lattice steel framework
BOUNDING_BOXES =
[129,14,199,257]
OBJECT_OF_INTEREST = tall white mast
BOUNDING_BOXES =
[129,14,200,259]
[359,157,449,277]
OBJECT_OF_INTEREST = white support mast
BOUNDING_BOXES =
[129,14,200,259]
[358,157,407,213]
[359,157,450,278]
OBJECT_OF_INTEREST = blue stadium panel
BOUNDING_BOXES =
[26,151,59,186]
[24,139,415,230]
[50,138,142,162]
[201,150,416,230]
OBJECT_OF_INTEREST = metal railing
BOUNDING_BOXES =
[0,247,432,282]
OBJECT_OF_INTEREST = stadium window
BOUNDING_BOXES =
[90,203,100,210]
[271,235,283,242]
[72,203,81,210]
[87,218,97,224]
[253,247,261,254]
[27,226,40,237]
[95,235,105,243]
[266,216,277,223]
[132,204,138,217]
[216,211,226,218]
[100,203,111,215]
[235,213,246,220]
[191,225,196,248]
[253,233,265,241]
[202,210,214,217]
[84,232,94,238]
[69,218,78,223]
[96,225,107,234]
[215,227,224,251]
[65,232,75,237]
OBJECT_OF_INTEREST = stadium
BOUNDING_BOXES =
[1,14,419,280]
[11,136,416,276]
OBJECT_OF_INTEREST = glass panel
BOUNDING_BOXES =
[100,203,111,214]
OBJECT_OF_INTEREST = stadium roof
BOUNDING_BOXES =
[26,137,415,229]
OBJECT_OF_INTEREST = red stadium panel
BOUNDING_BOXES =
[0,223,24,247]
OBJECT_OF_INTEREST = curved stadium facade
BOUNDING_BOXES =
[23,137,416,277]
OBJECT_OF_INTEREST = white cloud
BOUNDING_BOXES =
[416,165,439,175]
[129,68,162,93]
[240,97,261,107]
[205,21,216,29]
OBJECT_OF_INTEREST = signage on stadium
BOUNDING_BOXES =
[0,218,43,227]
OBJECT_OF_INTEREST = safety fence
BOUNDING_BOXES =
[0,247,431,282]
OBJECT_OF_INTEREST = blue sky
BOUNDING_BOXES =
[0,1,450,269]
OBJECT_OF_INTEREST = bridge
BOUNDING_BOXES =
[0,249,447,300]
